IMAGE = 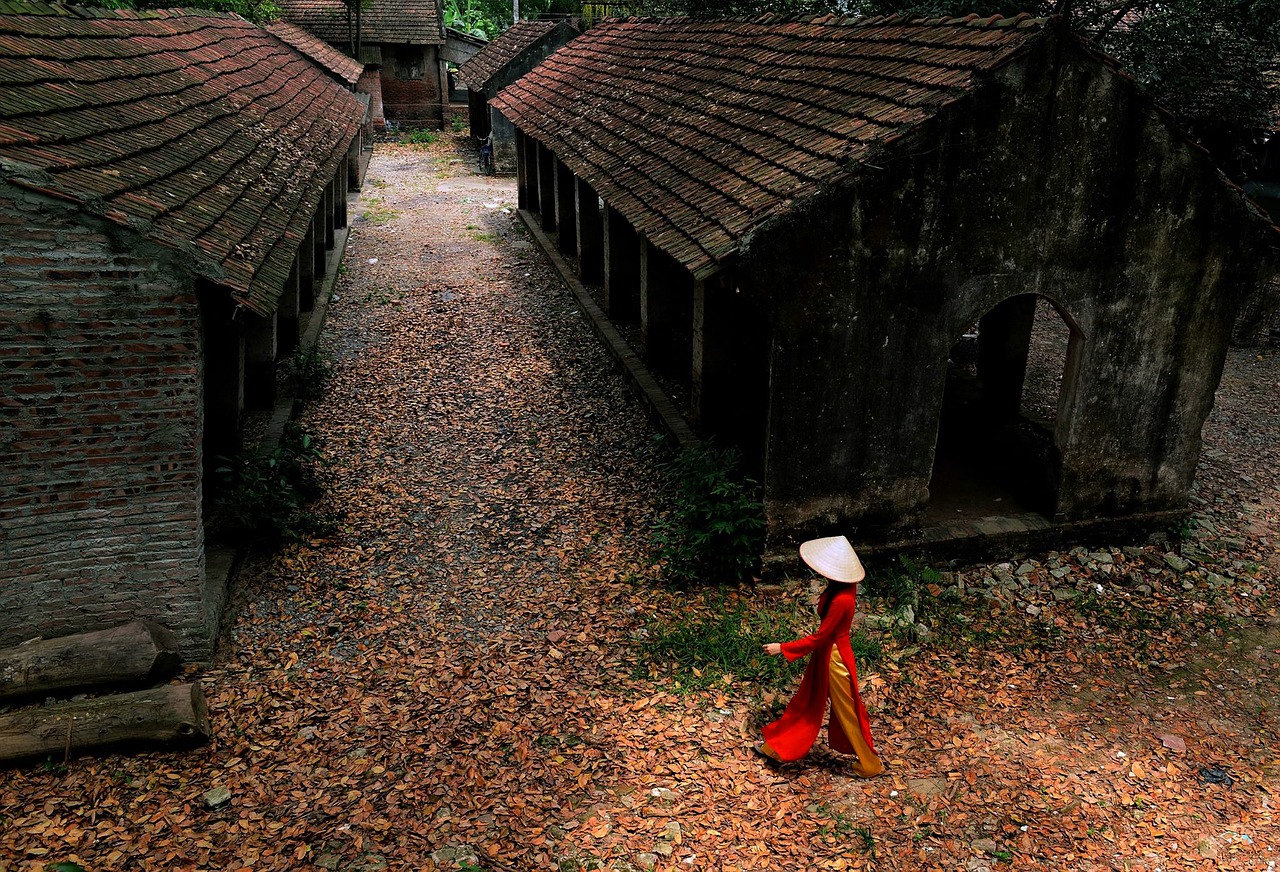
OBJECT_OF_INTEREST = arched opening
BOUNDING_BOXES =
[924,294,1081,525]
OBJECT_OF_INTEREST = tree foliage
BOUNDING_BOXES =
[73,0,280,22]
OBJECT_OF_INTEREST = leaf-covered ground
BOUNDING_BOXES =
[1,138,1277,872]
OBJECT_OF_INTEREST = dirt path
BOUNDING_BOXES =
[1,137,1276,872]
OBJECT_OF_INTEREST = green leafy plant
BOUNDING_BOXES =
[211,426,336,546]
[407,129,439,147]
[443,0,500,38]
[286,346,333,403]
[450,114,468,134]
[651,444,764,585]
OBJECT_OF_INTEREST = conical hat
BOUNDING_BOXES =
[798,535,865,584]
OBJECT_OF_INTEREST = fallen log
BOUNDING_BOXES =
[0,683,209,764]
[0,620,181,704]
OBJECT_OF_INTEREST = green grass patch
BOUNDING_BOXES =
[360,199,398,225]
[639,595,882,693]
[468,230,499,242]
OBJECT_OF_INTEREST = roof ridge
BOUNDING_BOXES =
[587,12,1049,30]
[0,1,246,19]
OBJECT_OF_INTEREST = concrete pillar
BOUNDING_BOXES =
[523,132,540,212]
[555,159,577,256]
[537,141,556,231]
[297,221,315,322]
[278,255,301,356]
[348,136,362,189]
[337,160,349,229]
[516,128,528,209]
[640,240,693,380]
[491,110,518,175]
[603,203,640,322]
[977,294,1038,417]
[324,180,336,250]
[310,210,325,309]
[576,177,603,284]
[243,310,277,411]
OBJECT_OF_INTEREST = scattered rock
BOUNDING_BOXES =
[1159,734,1187,753]
[907,776,949,797]
[315,854,341,870]
[1163,553,1191,573]
[1089,551,1115,564]
[653,840,674,857]
[650,787,677,802]
[350,854,387,872]
[971,837,999,855]
[662,821,682,842]
[635,853,659,870]
[430,846,478,866]
[1016,562,1035,576]
[202,786,231,809]
[1051,588,1076,602]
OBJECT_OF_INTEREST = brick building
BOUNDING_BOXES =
[277,0,448,127]
[458,20,577,172]
[493,14,1278,558]
[0,3,364,657]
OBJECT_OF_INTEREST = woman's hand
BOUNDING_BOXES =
[762,643,782,656]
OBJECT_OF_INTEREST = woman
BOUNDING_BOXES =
[757,535,883,776]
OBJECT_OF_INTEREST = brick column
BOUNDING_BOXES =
[576,177,603,284]
[278,255,301,356]
[554,159,577,256]
[243,310,277,411]
[537,141,556,231]
[603,204,640,322]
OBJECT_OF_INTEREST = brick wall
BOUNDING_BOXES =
[381,44,442,124]
[0,182,220,660]
[358,66,385,132]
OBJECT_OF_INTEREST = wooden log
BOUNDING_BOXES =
[0,683,209,764]
[0,620,181,704]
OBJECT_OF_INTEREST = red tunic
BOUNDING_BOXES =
[761,586,877,762]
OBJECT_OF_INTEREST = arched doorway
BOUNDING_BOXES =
[925,294,1082,524]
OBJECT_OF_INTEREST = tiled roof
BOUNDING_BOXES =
[492,13,1048,278]
[275,0,444,46]
[0,2,363,315]
[457,19,557,91]
[266,18,363,85]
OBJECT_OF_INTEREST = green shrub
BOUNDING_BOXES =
[211,426,336,546]
[407,129,438,147]
[286,346,332,403]
[450,114,468,134]
[651,444,764,585]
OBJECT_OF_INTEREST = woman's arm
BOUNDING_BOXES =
[763,595,852,662]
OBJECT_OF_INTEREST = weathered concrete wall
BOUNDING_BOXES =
[483,23,577,174]
[0,182,219,658]
[357,66,385,132]
[740,33,1273,546]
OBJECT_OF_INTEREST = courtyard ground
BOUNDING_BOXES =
[0,138,1277,872]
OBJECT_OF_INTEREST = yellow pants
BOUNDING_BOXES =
[828,647,883,777]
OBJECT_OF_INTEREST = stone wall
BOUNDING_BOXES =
[737,33,1274,547]
[0,182,218,658]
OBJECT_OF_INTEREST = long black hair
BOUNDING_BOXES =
[817,579,844,619]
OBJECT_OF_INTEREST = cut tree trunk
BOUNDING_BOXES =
[0,683,209,764]
[0,620,181,704]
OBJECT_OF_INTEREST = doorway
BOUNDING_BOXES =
[924,294,1081,525]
